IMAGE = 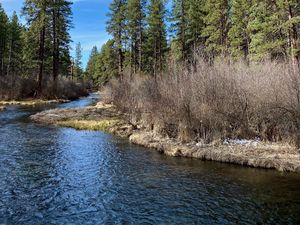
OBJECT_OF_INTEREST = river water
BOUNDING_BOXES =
[0,95,299,224]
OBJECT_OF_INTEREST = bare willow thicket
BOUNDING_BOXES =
[105,58,300,146]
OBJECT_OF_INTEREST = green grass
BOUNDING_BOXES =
[56,119,121,132]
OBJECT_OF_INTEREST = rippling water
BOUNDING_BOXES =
[0,95,299,224]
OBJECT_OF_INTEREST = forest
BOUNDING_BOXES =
[0,0,86,100]
[86,0,300,84]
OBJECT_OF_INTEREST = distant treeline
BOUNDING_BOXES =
[0,1,85,99]
[86,0,300,85]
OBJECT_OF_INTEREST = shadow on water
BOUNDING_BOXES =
[0,93,299,224]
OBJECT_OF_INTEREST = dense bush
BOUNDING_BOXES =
[0,76,88,100]
[105,59,300,146]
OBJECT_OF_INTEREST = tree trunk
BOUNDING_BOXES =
[181,0,186,61]
[37,25,46,96]
[6,38,13,77]
[52,4,59,81]
[138,27,143,72]
[287,3,299,64]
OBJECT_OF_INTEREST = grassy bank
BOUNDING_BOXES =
[31,101,300,172]
[0,99,70,106]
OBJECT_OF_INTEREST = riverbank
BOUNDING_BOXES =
[0,106,6,111]
[0,99,70,107]
[31,101,300,172]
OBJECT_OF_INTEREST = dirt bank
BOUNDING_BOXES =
[0,106,6,111]
[31,102,300,172]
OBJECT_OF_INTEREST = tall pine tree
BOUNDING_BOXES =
[0,3,9,77]
[145,0,167,77]
[107,0,127,77]
[228,0,253,60]
[7,12,24,77]
[50,0,73,81]
[126,0,146,73]
[202,0,230,57]
[171,0,189,61]
[23,0,50,95]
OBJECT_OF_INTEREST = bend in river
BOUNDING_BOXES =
[0,94,300,224]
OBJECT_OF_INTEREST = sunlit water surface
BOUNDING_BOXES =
[0,94,299,224]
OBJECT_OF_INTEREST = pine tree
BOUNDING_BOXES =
[0,3,9,77]
[186,0,205,63]
[248,0,287,61]
[228,0,253,60]
[202,0,230,57]
[126,0,146,73]
[107,0,127,77]
[171,0,189,61]
[94,40,118,85]
[145,0,167,77]
[86,46,98,82]
[23,0,50,95]
[74,42,83,80]
[282,0,300,63]
[50,0,73,81]
[7,12,24,77]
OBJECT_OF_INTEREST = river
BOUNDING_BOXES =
[0,94,299,224]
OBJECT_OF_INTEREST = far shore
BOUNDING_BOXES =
[0,99,70,107]
[30,101,300,172]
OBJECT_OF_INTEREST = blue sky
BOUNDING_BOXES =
[0,0,111,68]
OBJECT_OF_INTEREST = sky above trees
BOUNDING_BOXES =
[1,0,110,67]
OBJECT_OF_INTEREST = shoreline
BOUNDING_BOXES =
[0,99,70,107]
[0,106,6,111]
[30,102,300,172]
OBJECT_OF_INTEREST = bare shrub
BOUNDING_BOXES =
[105,58,300,146]
[43,77,88,100]
[0,75,87,100]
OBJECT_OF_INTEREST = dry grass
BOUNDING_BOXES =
[129,131,300,172]
[0,99,69,106]
[105,59,300,147]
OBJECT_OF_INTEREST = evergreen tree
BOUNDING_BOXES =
[282,0,300,62]
[126,0,146,73]
[50,0,73,81]
[0,3,9,77]
[86,46,98,82]
[202,0,230,57]
[94,40,118,85]
[145,0,167,77]
[186,0,205,63]
[7,12,24,77]
[74,42,83,80]
[248,0,285,60]
[228,0,253,60]
[107,0,127,77]
[171,0,189,61]
[23,0,50,95]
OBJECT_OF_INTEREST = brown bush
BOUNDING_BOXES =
[0,75,88,100]
[104,58,300,146]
